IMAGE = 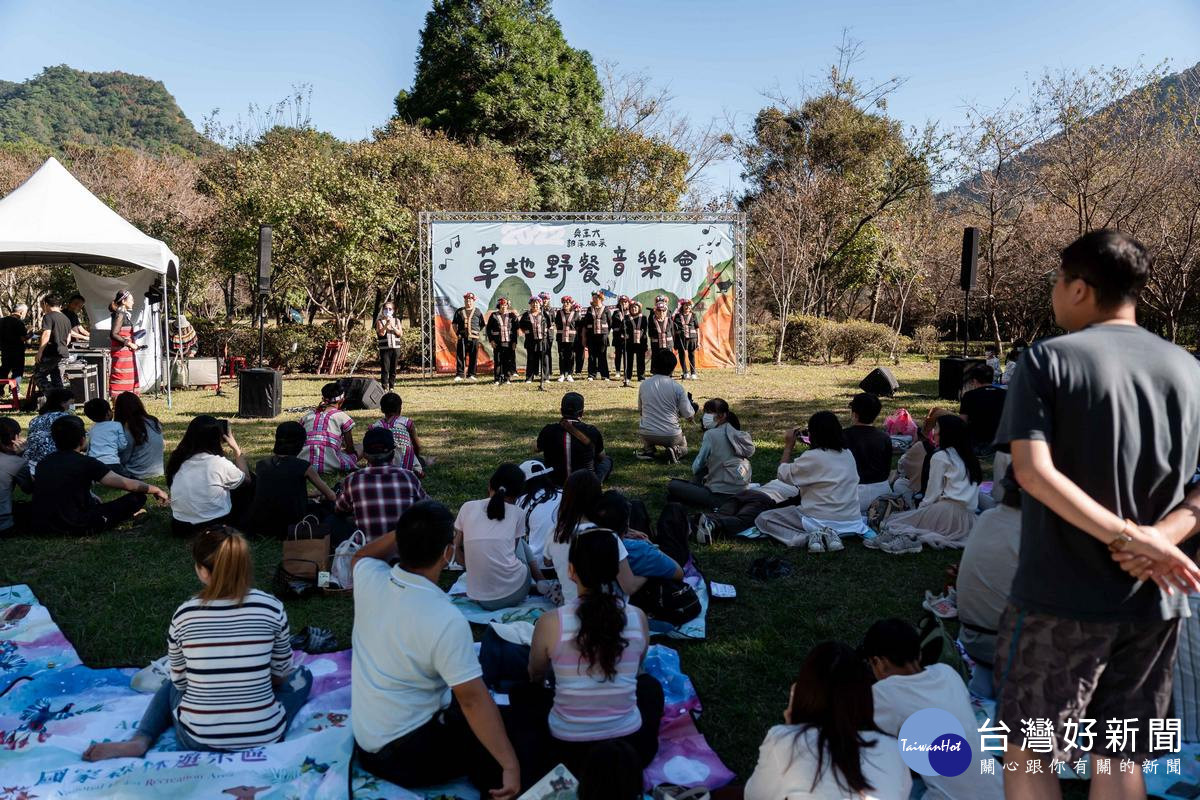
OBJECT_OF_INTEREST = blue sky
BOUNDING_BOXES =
[2,0,1198,191]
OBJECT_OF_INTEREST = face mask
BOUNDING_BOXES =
[702,413,716,429]
[382,309,393,317]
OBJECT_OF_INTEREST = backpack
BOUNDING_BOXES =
[917,612,971,683]
[631,578,702,627]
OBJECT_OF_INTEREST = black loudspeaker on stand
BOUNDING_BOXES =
[238,368,282,418]
[340,377,384,411]
[937,357,985,401]
[859,367,899,397]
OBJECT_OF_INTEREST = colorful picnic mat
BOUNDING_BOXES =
[0,584,731,798]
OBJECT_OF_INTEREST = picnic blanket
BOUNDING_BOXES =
[0,584,730,798]
[448,558,710,641]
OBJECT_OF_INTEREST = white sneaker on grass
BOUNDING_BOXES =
[821,527,844,552]
[807,530,826,553]
[881,536,922,555]
[696,514,716,545]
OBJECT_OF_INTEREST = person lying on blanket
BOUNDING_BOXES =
[528,529,666,776]
[83,527,313,761]
[453,463,550,611]
[351,500,522,798]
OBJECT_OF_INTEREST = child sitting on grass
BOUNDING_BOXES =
[368,392,425,476]
[83,397,130,477]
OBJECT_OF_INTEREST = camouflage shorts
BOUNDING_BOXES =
[993,604,1180,762]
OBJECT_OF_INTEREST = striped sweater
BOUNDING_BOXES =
[167,589,294,750]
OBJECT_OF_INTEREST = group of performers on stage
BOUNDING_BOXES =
[451,290,701,389]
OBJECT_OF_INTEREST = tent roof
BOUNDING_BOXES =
[0,157,178,277]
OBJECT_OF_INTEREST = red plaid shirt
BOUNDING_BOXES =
[334,464,427,542]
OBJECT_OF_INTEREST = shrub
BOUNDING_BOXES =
[828,320,893,365]
[783,314,832,363]
[911,325,941,362]
[748,321,778,363]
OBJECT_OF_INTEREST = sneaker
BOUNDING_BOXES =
[880,536,922,555]
[923,588,958,619]
[587,376,594,381]
[131,655,171,693]
[566,374,575,382]
[821,527,844,552]
[691,372,699,380]
[696,514,716,545]
[454,376,463,382]
[634,450,655,461]
[558,375,566,382]
[622,379,630,387]
[863,530,891,550]
[493,379,501,385]
[469,375,478,381]
[807,530,826,553]
[667,449,679,464]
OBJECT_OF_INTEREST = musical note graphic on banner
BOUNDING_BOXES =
[443,235,461,254]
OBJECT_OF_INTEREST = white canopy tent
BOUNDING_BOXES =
[0,157,183,404]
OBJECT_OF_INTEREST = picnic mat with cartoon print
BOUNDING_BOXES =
[0,585,731,799]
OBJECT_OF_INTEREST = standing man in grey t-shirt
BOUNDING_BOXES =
[635,349,696,463]
[994,229,1200,798]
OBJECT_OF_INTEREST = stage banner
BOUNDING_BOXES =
[430,220,736,373]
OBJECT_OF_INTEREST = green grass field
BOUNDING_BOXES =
[0,359,965,780]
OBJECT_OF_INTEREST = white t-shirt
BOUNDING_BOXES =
[744,725,911,800]
[637,374,694,437]
[170,452,246,524]
[923,450,979,509]
[87,420,128,466]
[872,664,1004,800]
[455,498,528,602]
[546,523,629,605]
[778,449,862,522]
[517,489,560,562]
[351,560,483,752]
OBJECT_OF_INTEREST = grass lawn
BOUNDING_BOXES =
[0,358,965,781]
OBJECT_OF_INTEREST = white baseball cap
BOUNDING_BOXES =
[519,459,554,481]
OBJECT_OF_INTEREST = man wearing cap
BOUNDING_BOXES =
[536,391,612,486]
[485,298,518,384]
[648,301,674,376]
[519,297,552,390]
[451,293,485,382]
[334,427,428,542]
[554,296,578,382]
[583,292,613,381]
[611,295,630,376]
[622,300,647,387]
[673,299,700,380]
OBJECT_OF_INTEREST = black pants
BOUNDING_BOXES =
[526,345,551,381]
[666,478,732,512]
[54,492,146,536]
[493,345,515,382]
[612,337,625,373]
[708,488,779,537]
[552,674,665,775]
[574,339,585,373]
[650,344,670,375]
[379,348,398,389]
[0,348,25,380]
[33,358,66,394]
[557,341,576,376]
[356,702,505,794]
[624,342,645,381]
[455,338,479,378]
[677,342,697,374]
[594,454,614,483]
[587,336,609,379]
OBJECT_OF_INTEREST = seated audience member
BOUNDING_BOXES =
[351,501,522,797]
[861,619,1003,799]
[875,415,980,552]
[34,415,167,536]
[334,427,427,542]
[744,641,911,800]
[528,529,665,775]
[592,490,684,592]
[635,350,695,463]
[113,391,165,478]
[247,421,338,538]
[1000,340,1026,386]
[666,398,754,511]
[454,463,547,611]
[695,478,799,542]
[959,364,1006,455]
[956,467,1022,699]
[537,391,612,485]
[83,398,129,476]
[515,459,560,563]
[83,527,312,760]
[844,392,893,513]
[984,345,1001,377]
[24,388,75,475]
[301,382,358,473]
[369,392,425,477]
[890,407,951,503]
[0,418,31,534]
[166,415,252,537]
[546,470,639,603]
[754,411,869,551]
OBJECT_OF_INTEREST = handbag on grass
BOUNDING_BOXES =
[275,515,329,596]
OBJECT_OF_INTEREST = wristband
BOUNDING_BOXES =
[1108,519,1137,553]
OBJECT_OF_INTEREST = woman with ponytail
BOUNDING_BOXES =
[83,527,312,762]
[528,529,664,775]
[453,463,547,611]
[108,289,141,395]
[743,641,910,800]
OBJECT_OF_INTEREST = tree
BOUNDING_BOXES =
[394,0,603,210]
[577,129,688,212]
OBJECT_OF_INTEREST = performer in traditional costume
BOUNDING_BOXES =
[109,289,141,396]
[673,298,700,380]
[648,301,675,375]
[486,297,518,384]
[611,295,630,376]
[520,297,553,390]
[622,300,648,387]
[555,295,579,382]
[451,292,485,381]
[583,291,613,381]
